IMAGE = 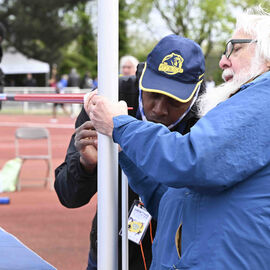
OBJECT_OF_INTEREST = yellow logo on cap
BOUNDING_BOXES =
[158,53,184,75]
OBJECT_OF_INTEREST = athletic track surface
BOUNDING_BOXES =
[0,114,97,270]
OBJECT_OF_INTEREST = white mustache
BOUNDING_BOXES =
[222,69,234,81]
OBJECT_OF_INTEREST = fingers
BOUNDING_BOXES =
[76,121,96,134]
[88,95,107,122]
[89,95,107,110]
[84,95,128,137]
[76,137,98,148]
[75,135,98,151]
[119,100,127,106]
[84,89,98,114]
[76,130,97,142]
[118,100,128,114]
[75,121,98,150]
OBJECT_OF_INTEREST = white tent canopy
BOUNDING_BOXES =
[0,47,50,74]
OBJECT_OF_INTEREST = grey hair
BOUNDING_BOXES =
[119,55,139,71]
[235,6,270,62]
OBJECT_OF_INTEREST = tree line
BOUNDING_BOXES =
[0,0,269,83]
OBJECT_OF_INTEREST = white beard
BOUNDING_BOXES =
[197,56,266,117]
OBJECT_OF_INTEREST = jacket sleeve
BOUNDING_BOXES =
[54,107,97,208]
[113,78,270,193]
[119,151,167,219]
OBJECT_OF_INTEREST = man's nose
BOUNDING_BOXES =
[219,54,232,70]
[152,98,168,116]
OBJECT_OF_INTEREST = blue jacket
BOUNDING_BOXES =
[115,71,270,270]
[119,114,191,269]
[120,151,187,269]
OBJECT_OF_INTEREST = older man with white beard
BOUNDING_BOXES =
[85,7,270,270]
[197,34,269,117]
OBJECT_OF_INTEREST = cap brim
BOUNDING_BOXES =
[139,63,203,103]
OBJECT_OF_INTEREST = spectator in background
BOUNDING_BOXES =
[56,74,68,93]
[120,55,139,76]
[51,74,70,122]
[92,77,98,89]
[48,64,58,88]
[68,68,80,87]
[7,79,15,87]
[23,73,37,87]
[0,22,6,110]
[80,71,93,89]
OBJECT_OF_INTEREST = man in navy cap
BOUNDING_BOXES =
[56,34,205,270]
[84,34,205,269]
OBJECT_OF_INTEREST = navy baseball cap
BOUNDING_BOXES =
[139,34,205,103]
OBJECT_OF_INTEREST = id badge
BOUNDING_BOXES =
[120,200,152,245]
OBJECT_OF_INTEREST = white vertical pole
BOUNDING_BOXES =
[97,0,119,270]
[122,172,129,270]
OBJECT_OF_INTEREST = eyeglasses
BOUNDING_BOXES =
[223,39,257,59]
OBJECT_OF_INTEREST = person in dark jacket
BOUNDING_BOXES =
[23,73,37,87]
[55,52,205,269]
[54,69,153,270]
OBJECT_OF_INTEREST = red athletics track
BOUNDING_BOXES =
[0,114,97,270]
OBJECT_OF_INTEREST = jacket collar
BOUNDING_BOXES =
[240,70,270,91]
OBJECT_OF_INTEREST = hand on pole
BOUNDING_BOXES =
[86,95,128,137]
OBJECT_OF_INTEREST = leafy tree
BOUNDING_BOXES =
[119,0,129,57]
[231,0,270,10]
[59,2,97,78]
[0,0,144,78]
[127,0,233,59]
[0,0,90,66]
[127,0,270,82]
[59,0,130,78]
